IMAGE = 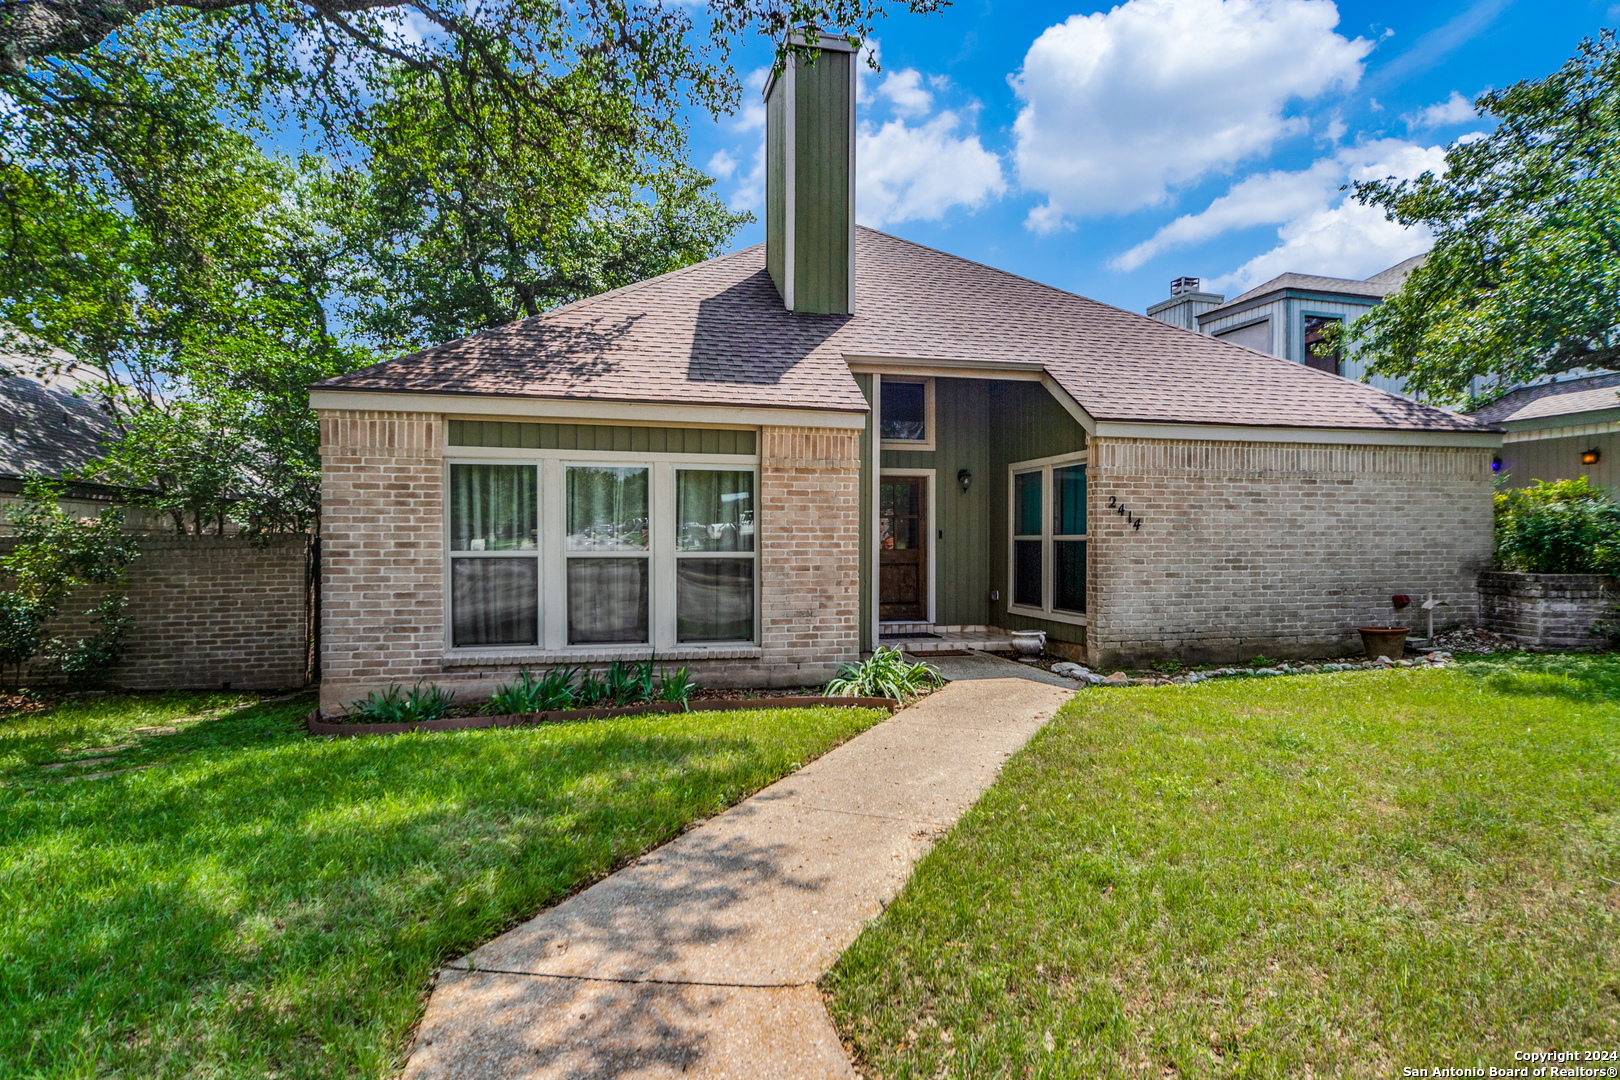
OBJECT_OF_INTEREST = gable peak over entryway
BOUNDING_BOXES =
[764,29,857,315]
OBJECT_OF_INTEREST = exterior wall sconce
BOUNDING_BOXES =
[1491,456,1502,472]
[1582,449,1601,465]
[958,469,972,492]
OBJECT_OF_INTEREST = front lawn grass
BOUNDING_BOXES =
[0,692,887,1078]
[824,653,1620,1078]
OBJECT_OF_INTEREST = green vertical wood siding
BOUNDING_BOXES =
[880,378,992,627]
[791,49,852,314]
[987,382,1088,644]
[447,420,756,456]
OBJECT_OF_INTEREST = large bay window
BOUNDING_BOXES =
[444,439,758,652]
[1008,454,1087,623]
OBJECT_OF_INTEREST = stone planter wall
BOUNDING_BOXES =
[1478,571,1617,649]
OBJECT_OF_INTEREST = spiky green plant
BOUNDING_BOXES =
[657,665,698,708]
[485,668,579,715]
[533,666,579,711]
[823,647,942,703]
[575,669,609,707]
[348,682,455,723]
[605,660,642,705]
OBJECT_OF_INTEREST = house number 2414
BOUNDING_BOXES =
[1107,495,1144,531]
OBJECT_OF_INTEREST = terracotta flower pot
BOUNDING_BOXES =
[1358,626,1409,661]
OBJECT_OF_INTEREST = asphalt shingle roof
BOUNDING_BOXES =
[318,230,1489,434]
[0,371,115,480]
[1470,372,1620,425]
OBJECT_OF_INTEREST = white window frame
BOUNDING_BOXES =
[442,445,760,656]
[878,376,935,451]
[1006,450,1088,627]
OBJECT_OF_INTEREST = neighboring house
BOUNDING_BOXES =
[0,366,128,531]
[309,32,1502,714]
[1469,372,1620,490]
[1148,260,1424,398]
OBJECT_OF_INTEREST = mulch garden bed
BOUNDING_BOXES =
[307,696,901,738]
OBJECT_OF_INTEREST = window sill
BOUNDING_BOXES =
[443,644,763,668]
[1007,605,1088,627]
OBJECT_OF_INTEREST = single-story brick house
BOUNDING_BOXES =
[309,34,1503,712]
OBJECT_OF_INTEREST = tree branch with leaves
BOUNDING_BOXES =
[1337,31,1620,405]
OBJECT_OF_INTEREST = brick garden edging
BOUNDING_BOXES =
[306,696,900,737]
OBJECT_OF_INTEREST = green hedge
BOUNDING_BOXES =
[1494,476,1620,574]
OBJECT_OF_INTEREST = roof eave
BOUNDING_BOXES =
[308,386,870,430]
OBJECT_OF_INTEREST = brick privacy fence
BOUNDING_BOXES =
[1086,438,1495,667]
[1478,571,1617,648]
[2,534,311,689]
[316,412,862,714]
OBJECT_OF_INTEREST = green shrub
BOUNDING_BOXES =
[347,682,454,723]
[0,478,138,685]
[824,646,943,702]
[1495,476,1620,574]
[48,595,131,689]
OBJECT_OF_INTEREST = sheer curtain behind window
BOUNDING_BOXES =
[566,466,650,643]
[449,464,538,645]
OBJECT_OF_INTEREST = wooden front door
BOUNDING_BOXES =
[879,476,927,622]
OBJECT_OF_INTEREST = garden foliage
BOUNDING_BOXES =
[1337,32,1620,402]
[824,646,943,702]
[1493,476,1620,574]
[347,683,456,724]
[481,662,698,716]
[0,479,138,686]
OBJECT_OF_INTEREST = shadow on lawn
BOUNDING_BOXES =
[1456,650,1620,703]
[2,691,313,780]
[1,704,809,1077]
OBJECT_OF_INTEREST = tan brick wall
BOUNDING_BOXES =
[317,414,863,712]
[757,426,863,684]
[319,410,446,709]
[4,535,309,690]
[1087,438,1494,666]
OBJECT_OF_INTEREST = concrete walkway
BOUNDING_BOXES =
[402,670,1072,1079]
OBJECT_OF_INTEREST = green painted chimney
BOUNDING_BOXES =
[765,31,857,315]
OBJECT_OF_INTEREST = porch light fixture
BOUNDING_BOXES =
[958,468,972,493]
[1582,448,1601,465]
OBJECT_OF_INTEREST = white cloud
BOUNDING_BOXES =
[878,68,934,117]
[858,110,1006,227]
[733,66,768,134]
[711,51,1004,227]
[1403,90,1476,129]
[718,68,769,212]
[1012,0,1371,231]
[1112,157,1345,270]
[1205,140,1447,292]
[706,150,738,181]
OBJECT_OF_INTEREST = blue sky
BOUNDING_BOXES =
[687,0,1615,315]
